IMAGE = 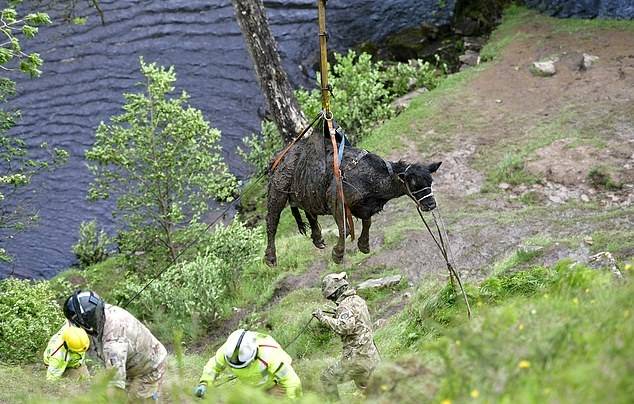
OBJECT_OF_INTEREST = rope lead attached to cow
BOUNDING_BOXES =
[402,181,472,319]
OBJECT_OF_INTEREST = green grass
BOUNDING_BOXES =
[552,16,634,33]
[479,5,535,61]
[587,165,623,191]
[359,66,482,157]
[490,247,543,276]
[371,260,632,403]
[590,230,634,257]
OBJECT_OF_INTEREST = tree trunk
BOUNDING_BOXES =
[231,0,308,143]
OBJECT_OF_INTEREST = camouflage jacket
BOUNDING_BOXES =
[92,305,167,389]
[320,289,379,362]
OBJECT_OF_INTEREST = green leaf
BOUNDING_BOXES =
[22,24,38,39]
[24,12,51,26]
[1,8,18,23]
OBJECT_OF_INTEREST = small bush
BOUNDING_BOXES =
[117,220,263,339]
[587,165,622,190]
[72,220,112,268]
[297,50,395,144]
[131,252,232,331]
[201,220,263,265]
[488,152,537,186]
[0,279,64,364]
[383,56,446,96]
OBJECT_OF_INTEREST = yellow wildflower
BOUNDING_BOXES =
[470,389,480,398]
[441,400,452,404]
[518,323,524,331]
[572,297,579,305]
[518,360,531,369]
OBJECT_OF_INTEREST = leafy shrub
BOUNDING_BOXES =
[72,220,112,268]
[297,50,395,144]
[0,279,64,364]
[237,120,283,176]
[297,50,446,144]
[199,220,263,276]
[118,220,263,338]
[143,252,231,326]
[587,165,622,190]
[383,56,446,97]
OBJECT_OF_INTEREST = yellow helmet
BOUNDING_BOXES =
[62,326,90,353]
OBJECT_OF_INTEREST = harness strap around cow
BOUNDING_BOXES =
[326,117,355,241]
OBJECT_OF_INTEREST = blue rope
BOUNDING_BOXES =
[337,130,345,164]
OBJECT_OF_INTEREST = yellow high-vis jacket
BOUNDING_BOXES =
[199,332,302,399]
[43,323,86,380]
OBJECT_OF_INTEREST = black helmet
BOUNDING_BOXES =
[63,290,105,336]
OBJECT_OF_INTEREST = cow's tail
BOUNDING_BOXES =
[290,207,307,236]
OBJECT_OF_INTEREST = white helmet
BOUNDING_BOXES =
[224,329,257,368]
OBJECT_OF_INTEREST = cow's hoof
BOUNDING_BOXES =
[264,255,277,267]
[332,249,344,264]
[313,239,326,249]
[358,241,370,254]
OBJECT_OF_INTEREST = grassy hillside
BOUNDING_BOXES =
[2,6,633,403]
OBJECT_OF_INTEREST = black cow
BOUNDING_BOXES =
[265,137,441,266]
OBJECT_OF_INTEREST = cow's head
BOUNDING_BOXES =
[398,161,442,211]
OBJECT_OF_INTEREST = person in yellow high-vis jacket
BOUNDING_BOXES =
[194,329,302,399]
[43,323,90,381]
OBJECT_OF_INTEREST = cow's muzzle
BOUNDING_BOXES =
[411,187,436,211]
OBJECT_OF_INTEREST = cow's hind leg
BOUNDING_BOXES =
[358,218,371,254]
[265,185,288,267]
[306,212,325,249]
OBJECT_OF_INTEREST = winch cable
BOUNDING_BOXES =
[283,316,316,350]
[402,183,472,319]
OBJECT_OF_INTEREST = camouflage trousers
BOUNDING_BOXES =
[127,359,167,401]
[320,355,377,400]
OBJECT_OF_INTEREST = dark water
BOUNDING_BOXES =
[0,0,453,279]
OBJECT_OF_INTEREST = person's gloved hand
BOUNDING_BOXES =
[194,384,207,398]
[312,308,325,321]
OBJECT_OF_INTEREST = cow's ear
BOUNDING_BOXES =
[428,161,442,173]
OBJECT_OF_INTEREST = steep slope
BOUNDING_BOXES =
[1,7,632,403]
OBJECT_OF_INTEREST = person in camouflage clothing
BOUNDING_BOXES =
[312,272,380,400]
[63,290,167,400]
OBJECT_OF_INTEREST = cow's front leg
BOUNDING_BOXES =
[331,198,346,264]
[306,212,325,249]
[264,185,288,267]
[358,218,371,254]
